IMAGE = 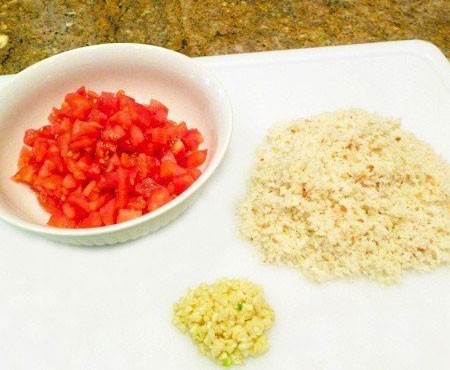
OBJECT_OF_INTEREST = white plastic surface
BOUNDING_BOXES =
[0,40,449,370]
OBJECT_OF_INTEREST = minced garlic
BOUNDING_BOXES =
[173,279,274,366]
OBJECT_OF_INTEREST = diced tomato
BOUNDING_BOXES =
[175,152,188,168]
[182,129,204,151]
[186,150,207,168]
[118,94,135,109]
[150,127,168,145]
[106,153,120,172]
[67,193,90,214]
[48,113,59,127]
[110,110,132,127]
[147,187,172,211]
[120,152,133,168]
[87,90,99,99]
[129,168,138,185]
[135,177,157,197]
[70,137,98,150]
[82,180,97,197]
[49,117,71,135]
[62,174,77,189]
[38,193,60,214]
[127,196,147,210]
[76,86,87,96]
[135,153,149,178]
[48,213,77,228]
[173,174,195,195]
[89,109,108,125]
[99,199,116,226]
[176,122,188,136]
[62,202,76,219]
[13,165,36,184]
[188,168,202,180]
[148,99,168,124]
[38,159,56,178]
[171,139,185,155]
[95,140,117,160]
[33,139,49,163]
[13,88,206,228]
[38,125,53,139]
[76,158,89,172]
[71,120,102,140]
[24,129,38,146]
[57,132,71,158]
[161,151,176,163]
[51,158,65,175]
[65,93,93,120]
[130,125,145,146]
[117,208,142,223]
[160,160,186,178]
[67,159,86,180]
[38,174,63,191]
[116,167,129,209]
[98,172,119,189]
[97,92,119,116]
[135,104,153,126]
[18,147,32,168]
[87,162,101,178]
[164,124,178,143]
[101,125,126,142]
[79,212,103,228]
[166,182,175,194]
[88,193,110,212]
[141,142,157,156]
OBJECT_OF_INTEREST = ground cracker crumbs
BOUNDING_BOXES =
[237,109,450,284]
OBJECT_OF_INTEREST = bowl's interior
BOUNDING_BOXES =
[0,44,230,227]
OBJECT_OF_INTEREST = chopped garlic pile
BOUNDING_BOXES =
[173,279,275,366]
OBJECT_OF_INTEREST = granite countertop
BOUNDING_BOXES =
[0,0,448,74]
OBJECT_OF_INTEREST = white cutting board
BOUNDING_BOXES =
[0,40,449,370]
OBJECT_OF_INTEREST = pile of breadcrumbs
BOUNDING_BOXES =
[237,109,450,284]
[173,279,274,366]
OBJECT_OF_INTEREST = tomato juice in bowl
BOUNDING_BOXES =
[0,44,232,245]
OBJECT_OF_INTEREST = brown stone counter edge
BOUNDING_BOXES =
[0,0,448,74]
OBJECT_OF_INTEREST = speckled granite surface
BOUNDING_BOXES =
[0,0,448,74]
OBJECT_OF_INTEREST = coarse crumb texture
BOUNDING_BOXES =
[173,279,274,366]
[237,109,450,284]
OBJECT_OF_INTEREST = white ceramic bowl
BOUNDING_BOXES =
[0,43,232,245]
